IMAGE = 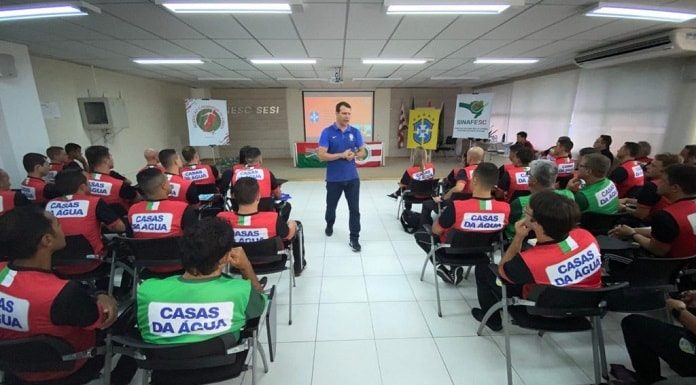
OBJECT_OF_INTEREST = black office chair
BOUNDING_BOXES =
[436,136,456,158]
[419,224,503,317]
[396,179,439,219]
[116,236,183,298]
[476,265,629,385]
[52,235,115,286]
[580,212,623,235]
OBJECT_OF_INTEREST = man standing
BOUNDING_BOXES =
[593,135,614,164]
[515,131,534,152]
[317,101,366,252]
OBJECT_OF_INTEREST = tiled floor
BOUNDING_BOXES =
[120,180,674,385]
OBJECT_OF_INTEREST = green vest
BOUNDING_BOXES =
[137,275,260,344]
[505,189,576,238]
[580,178,619,215]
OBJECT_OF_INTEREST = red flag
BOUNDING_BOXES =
[397,102,408,149]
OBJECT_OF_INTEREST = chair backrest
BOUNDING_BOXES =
[52,235,98,265]
[444,229,501,255]
[234,237,286,265]
[407,179,438,196]
[0,335,78,372]
[579,212,622,235]
[118,236,183,268]
[525,282,629,317]
[624,255,696,287]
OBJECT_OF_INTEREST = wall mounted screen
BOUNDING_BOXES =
[303,91,374,142]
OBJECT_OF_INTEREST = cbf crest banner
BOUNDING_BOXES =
[453,93,493,139]
[407,108,441,150]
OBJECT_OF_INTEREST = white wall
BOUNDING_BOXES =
[0,41,50,186]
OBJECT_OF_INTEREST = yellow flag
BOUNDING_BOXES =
[407,108,440,150]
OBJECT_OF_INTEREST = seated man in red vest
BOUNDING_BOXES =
[20,153,50,206]
[218,177,306,276]
[415,162,510,285]
[181,146,219,191]
[0,206,135,385]
[496,146,534,202]
[609,141,645,198]
[610,164,696,259]
[231,147,289,219]
[48,170,126,276]
[623,153,681,224]
[64,142,88,172]
[159,149,199,205]
[219,145,251,198]
[680,145,696,166]
[387,147,435,207]
[473,191,602,331]
[140,148,165,172]
[85,145,139,218]
[0,168,30,216]
[45,146,68,184]
[553,138,575,189]
[636,140,653,169]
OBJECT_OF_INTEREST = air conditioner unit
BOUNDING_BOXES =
[574,28,696,69]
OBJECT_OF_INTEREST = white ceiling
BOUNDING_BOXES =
[0,0,694,88]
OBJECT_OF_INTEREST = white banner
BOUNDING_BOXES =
[185,99,229,146]
[453,93,494,139]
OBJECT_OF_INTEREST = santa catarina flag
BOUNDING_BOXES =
[356,142,383,168]
[407,108,441,150]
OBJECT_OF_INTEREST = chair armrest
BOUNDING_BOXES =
[61,346,104,362]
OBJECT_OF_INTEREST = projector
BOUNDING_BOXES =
[329,68,343,84]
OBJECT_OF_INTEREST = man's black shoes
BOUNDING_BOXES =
[387,192,398,199]
[325,226,333,236]
[471,307,503,332]
[436,265,455,285]
[349,239,361,252]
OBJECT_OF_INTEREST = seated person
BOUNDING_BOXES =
[86,145,139,217]
[141,148,165,172]
[63,142,87,171]
[219,145,250,196]
[594,135,614,164]
[575,147,599,172]
[231,147,289,218]
[217,177,306,275]
[610,142,645,198]
[0,206,135,385]
[540,136,571,160]
[636,140,653,169]
[387,147,436,206]
[496,147,534,202]
[624,153,681,224]
[45,146,68,184]
[414,163,510,285]
[20,153,50,206]
[0,168,30,216]
[613,292,696,384]
[136,218,265,383]
[159,149,199,205]
[552,138,575,188]
[680,144,696,166]
[181,145,219,189]
[48,170,126,276]
[498,143,522,180]
[609,164,696,259]
[506,160,574,239]
[567,153,619,215]
[473,191,602,331]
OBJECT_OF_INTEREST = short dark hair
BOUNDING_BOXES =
[557,138,573,153]
[600,135,612,147]
[516,147,534,165]
[335,101,351,113]
[158,149,178,167]
[244,147,262,164]
[623,142,640,158]
[683,145,696,160]
[583,153,611,178]
[516,131,527,139]
[181,146,197,162]
[22,153,47,173]
[46,146,64,160]
[509,143,523,154]
[638,141,651,157]
[654,153,681,168]
[238,145,251,164]
[0,206,54,260]
[65,143,81,154]
[665,164,696,195]
[234,177,259,205]
[529,191,580,242]
[473,162,499,188]
[579,147,598,157]
[181,218,235,276]
[136,168,166,198]
[54,169,87,196]
[85,145,110,168]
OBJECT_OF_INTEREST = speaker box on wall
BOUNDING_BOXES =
[0,54,17,78]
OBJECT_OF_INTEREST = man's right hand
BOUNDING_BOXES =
[566,177,581,192]
[227,247,251,269]
[342,149,354,160]
[96,294,118,329]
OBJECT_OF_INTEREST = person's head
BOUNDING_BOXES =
[516,131,528,143]
[64,142,82,160]
[658,164,696,199]
[244,147,262,166]
[0,206,65,261]
[593,135,612,151]
[0,168,10,190]
[46,146,67,163]
[617,141,640,162]
[515,147,534,166]
[526,191,580,242]
[680,145,696,165]
[54,169,88,196]
[180,217,235,276]
[85,145,113,170]
[578,153,611,180]
[508,143,523,163]
[412,147,426,167]
[136,168,169,200]
[238,145,251,165]
[159,149,182,171]
[144,148,158,163]
[23,153,49,176]
[471,162,498,191]
[466,146,484,165]
[577,147,599,169]
[181,146,199,163]
[637,141,651,159]
[647,153,681,179]
[234,177,260,206]
[335,101,351,126]
[554,138,573,156]
[528,160,558,192]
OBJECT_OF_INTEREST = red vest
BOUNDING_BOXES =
[616,160,645,198]
[46,163,64,183]
[555,157,575,178]
[462,164,478,193]
[443,198,510,242]
[0,263,97,382]
[232,164,245,173]
[182,164,216,185]
[217,211,278,242]
[232,166,272,198]
[88,172,130,211]
[645,179,671,219]
[0,191,17,216]
[518,228,602,297]
[20,177,47,204]
[165,173,193,203]
[46,194,106,258]
[140,164,165,173]
[406,163,435,181]
[505,166,531,201]
[661,199,696,258]
[129,200,187,239]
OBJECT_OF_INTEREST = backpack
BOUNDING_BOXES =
[400,210,421,234]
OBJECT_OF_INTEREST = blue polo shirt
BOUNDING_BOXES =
[318,123,364,182]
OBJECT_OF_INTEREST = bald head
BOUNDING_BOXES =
[0,168,9,190]
[144,148,158,162]
[467,146,485,164]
